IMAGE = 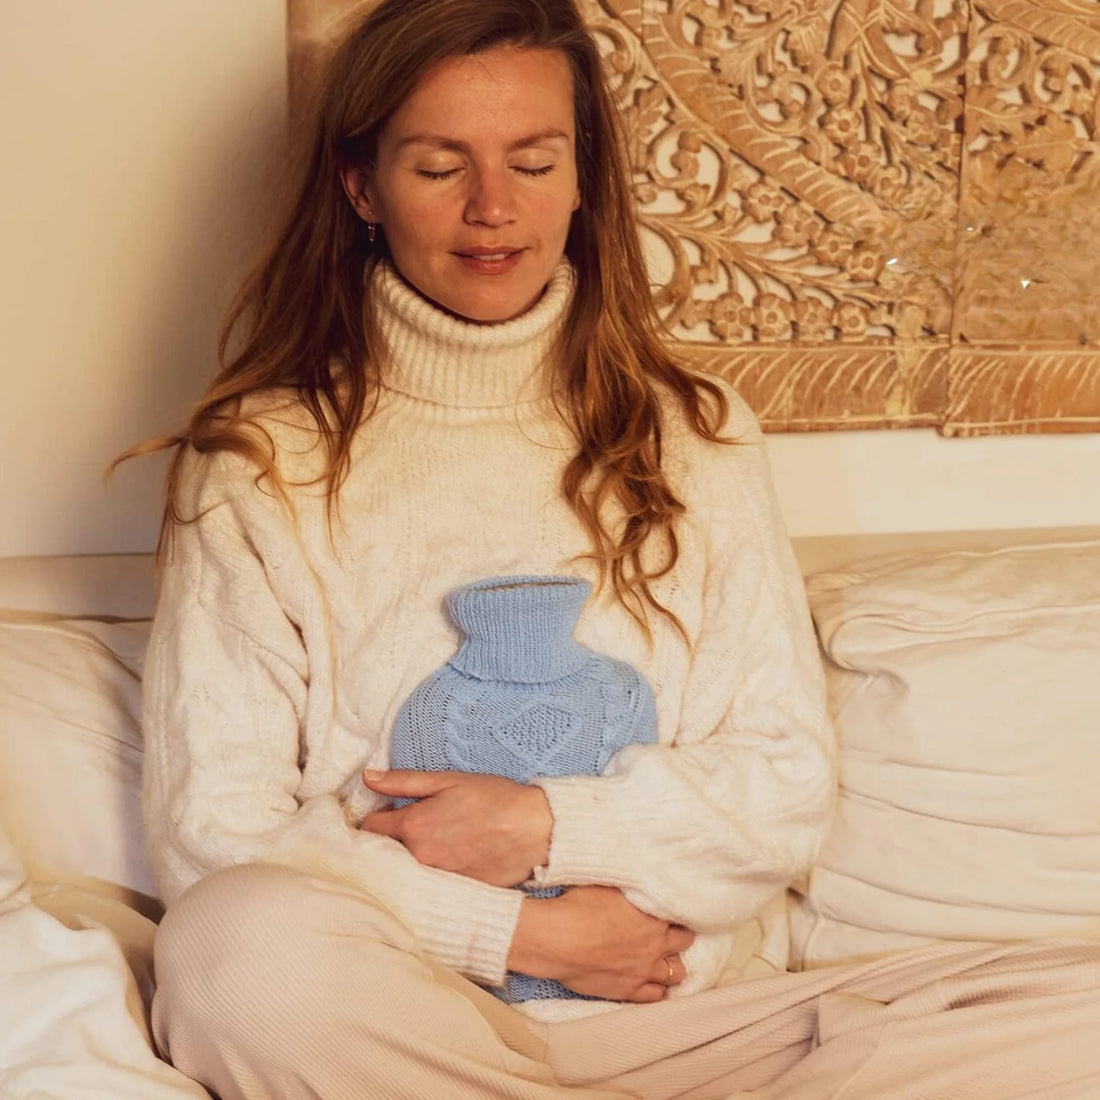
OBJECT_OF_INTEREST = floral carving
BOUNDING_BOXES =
[588,0,1100,432]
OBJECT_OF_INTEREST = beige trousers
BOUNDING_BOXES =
[152,863,1100,1100]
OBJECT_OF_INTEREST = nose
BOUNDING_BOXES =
[463,165,517,229]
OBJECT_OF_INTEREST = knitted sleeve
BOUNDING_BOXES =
[142,449,522,987]
[530,398,836,934]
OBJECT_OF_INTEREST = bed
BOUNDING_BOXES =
[1,527,1098,1096]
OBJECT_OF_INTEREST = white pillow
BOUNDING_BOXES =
[0,615,157,898]
[0,814,208,1098]
[0,817,29,912]
[790,538,1100,969]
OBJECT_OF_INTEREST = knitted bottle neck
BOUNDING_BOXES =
[447,576,591,684]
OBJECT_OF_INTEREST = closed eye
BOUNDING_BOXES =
[416,165,557,181]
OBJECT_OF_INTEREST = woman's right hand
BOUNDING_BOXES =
[507,886,695,1003]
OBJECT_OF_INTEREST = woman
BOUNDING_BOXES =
[138,1,1100,1097]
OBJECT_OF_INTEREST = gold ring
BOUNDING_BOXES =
[664,954,676,985]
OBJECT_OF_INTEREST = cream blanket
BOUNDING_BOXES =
[0,829,208,1100]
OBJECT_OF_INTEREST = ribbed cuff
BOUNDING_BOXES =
[529,774,640,892]
[412,875,525,987]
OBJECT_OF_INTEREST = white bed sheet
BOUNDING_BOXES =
[0,831,209,1099]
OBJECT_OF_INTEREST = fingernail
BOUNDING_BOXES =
[363,769,386,781]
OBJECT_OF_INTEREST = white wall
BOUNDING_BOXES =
[2,1,1098,556]
[1,0,286,557]
[767,429,1100,536]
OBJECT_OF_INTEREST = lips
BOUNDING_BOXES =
[454,247,524,260]
[452,248,526,275]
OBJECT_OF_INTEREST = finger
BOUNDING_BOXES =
[362,768,454,798]
[652,953,684,987]
[666,925,695,954]
[361,809,406,837]
[634,982,667,1004]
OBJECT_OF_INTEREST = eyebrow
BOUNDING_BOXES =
[395,128,571,153]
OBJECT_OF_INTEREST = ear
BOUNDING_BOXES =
[339,163,376,223]
[572,187,581,212]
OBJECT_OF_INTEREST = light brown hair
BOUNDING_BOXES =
[116,0,731,636]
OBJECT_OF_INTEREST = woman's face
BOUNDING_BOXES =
[342,46,581,324]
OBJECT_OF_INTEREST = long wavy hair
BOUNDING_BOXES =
[116,0,731,637]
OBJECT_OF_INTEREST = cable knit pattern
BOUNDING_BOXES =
[142,259,835,1021]
[389,575,658,1004]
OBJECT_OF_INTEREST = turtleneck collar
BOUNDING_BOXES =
[370,259,575,409]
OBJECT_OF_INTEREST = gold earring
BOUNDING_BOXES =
[368,222,376,243]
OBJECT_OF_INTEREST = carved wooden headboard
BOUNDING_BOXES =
[288,0,1100,434]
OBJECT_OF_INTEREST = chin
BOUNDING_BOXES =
[435,285,544,325]
[393,255,553,324]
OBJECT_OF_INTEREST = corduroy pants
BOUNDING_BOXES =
[152,862,1100,1100]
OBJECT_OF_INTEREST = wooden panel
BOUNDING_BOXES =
[946,0,1100,433]
[675,343,947,431]
[286,0,1100,434]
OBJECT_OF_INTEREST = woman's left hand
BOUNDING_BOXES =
[359,770,553,887]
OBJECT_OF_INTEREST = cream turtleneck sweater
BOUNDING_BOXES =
[142,260,834,1018]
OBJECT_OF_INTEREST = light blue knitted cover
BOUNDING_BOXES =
[389,575,658,1004]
